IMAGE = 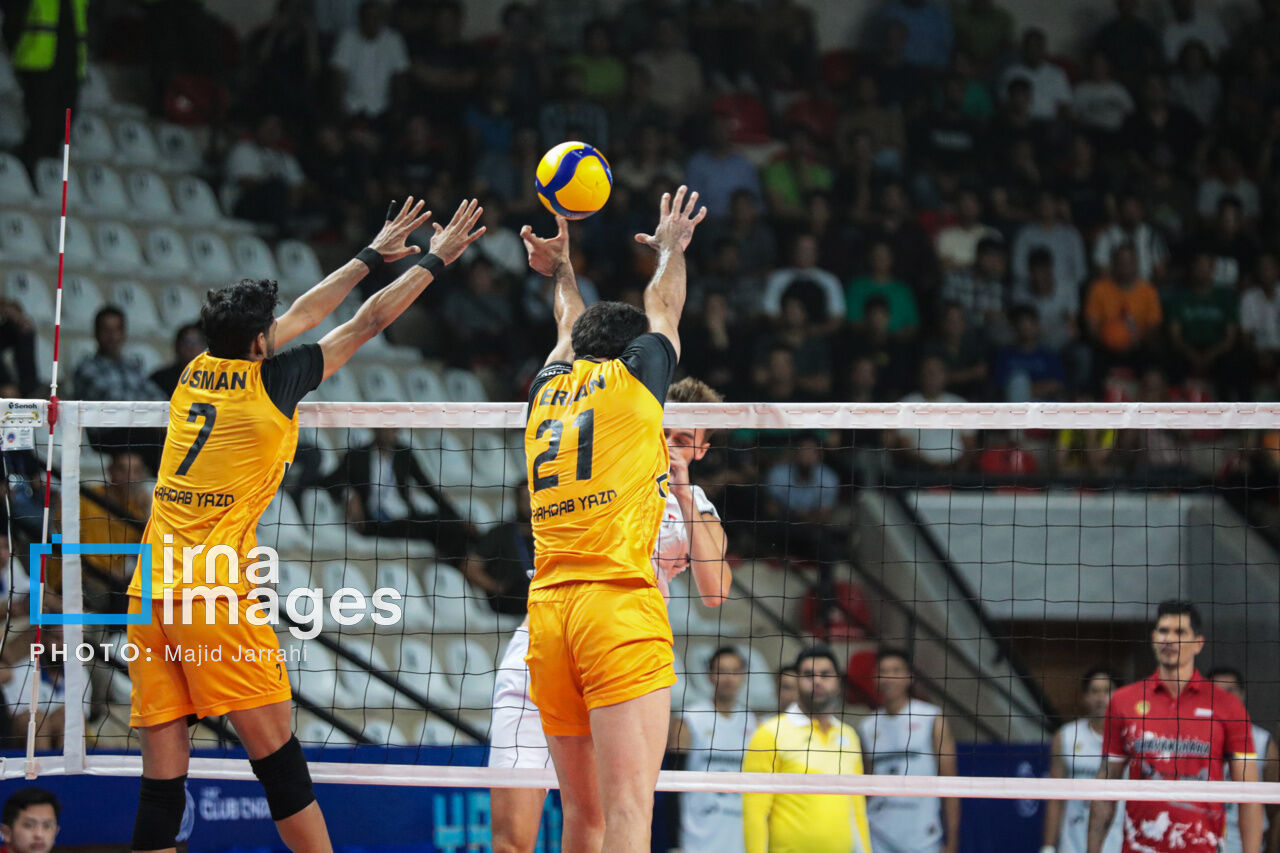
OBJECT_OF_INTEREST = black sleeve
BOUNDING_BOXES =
[527,361,572,405]
[261,344,324,418]
[618,333,677,405]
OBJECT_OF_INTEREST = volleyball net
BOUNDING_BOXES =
[5,399,1280,812]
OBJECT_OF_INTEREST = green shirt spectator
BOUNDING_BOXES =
[1165,283,1237,348]
[846,242,920,333]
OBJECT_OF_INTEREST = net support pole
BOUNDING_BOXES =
[59,402,85,773]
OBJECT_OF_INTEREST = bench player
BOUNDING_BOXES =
[125,198,485,853]
[519,187,706,853]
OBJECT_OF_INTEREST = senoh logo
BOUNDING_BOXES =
[29,536,402,639]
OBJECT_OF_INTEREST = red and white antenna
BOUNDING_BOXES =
[26,108,71,778]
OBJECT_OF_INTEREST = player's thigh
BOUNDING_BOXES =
[127,598,198,727]
[588,686,671,799]
[490,787,548,853]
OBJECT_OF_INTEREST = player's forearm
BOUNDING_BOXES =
[1241,802,1264,853]
[687,514,730,606]
[944,796,960,846]
[1043,798,1063,846]
[551,259,585,335]
[643,245,687,328]
[1086,801,1116,853]
[288,257,370,331]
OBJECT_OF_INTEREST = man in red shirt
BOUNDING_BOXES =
[1087,600,1261,853]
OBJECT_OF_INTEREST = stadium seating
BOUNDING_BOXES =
[0,211,47,263]
[158,283,202,328]
[404,366,448,402]
[83,163,131,219]
[94,220,146,275]
[188,231,237,284]
[0,152,35,206]
[154,123,203,174]
[114,117,161,167]
[232,234,280,280]
[4,269,54,327]
[34,158,87,213]
[144,226,195,279]
[61,216,96,268]
[61,274,105,329]
[109,281,163,337]
[122,340,163,376]
[275,239,325,295]
[127,170,178,222]
[357,363,408,402]
[444,369,488,403]
[71,114,116,162]
[395,637,460,708]
[172,175,223,226]
[442,637,497,711]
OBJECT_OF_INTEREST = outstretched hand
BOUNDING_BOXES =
[428,198,487,265]
[520,215,571,276]
[369,197,434,261]
[635,185,707,253]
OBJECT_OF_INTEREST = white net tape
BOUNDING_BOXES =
[18,400,1280,805]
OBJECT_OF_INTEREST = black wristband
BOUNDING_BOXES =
[356,246,384,271]
[416,252,445,277]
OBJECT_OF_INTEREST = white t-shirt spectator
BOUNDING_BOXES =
[761,268,846,320]
[1240,286,1280,351]
[897,391,974,466]
[1000,61,1072,121]
[1163,14,1229,62]
[1092,223,1168,282]
[935,223,1001,269]
[1013,282,1078,352]
[1197,177,1261,220]
[763,461,840,516]
[331,26,410,118]
[222,138,306,212]
[1072,80,1135,131]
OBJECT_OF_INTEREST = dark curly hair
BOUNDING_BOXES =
[201,279,278,359]
[570,301,649,360]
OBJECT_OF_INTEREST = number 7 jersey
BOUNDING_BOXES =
[127,346,324,599]
[525,333,677,592]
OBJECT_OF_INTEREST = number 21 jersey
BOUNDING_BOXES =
[525,333,677,591]
[127,345,323,599]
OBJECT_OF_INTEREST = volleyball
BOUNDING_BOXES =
[535,141,613,219]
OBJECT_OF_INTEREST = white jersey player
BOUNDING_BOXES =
[858,649,959,853]
[669,647,758,853]
[487,374,732,853]
[1043,668,1124,853]
[1209,668,1279,853]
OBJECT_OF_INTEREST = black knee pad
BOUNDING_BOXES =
[250,735,315,821]
[132,775,187,851]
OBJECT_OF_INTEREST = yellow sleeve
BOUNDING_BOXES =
[743,721,778,853]
[849,728,874,853]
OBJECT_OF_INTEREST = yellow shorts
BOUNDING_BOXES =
[126,595,292,728]
[526,578,675,737]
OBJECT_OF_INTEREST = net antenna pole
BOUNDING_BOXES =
[25,108,72,779]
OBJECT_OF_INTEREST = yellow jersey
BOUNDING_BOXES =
[743,709,874,853]
[525,333,677,591]
[127,346,324,599]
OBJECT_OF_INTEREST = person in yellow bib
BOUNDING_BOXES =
[124,197,485,853]
[743,646,874,853]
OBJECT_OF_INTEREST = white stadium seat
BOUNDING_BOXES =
[0,52,18,98]
[122,341,163,377]
[396,638,459,708]
[188,231,236,284]
[4,270,54,327]
[110,281,163,336]
[78,65,115,112]
[442,637,497,711]
[83,163,131,218]
[114,117,161,167]
[469,430,511,488]
[127,170,177,221]
[94,220,145,275]
[276,239,324,294]
[312,364,362,403]
[0,101,25,150]
[404,366,447,402]
[423,563,497,633]
[157,283,202,327]
[418,718,461,746]
[155,123,203,174]
[0,153,35,206]
[357,363,407,402]
[34,158,88,213]
[233,235,280,280]
[72,114,116,162]
[445,369,488,402]
[257,490,310,553]
[172,175,223,225]
[60,216,96,268]
[372,563,432,631]
[0,211,46,263]
[144,226,194,278]
[62,274,105,331]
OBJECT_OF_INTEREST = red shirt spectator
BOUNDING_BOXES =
[1090,601,1261,853]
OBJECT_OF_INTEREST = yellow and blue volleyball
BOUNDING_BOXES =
[535,141,613,220]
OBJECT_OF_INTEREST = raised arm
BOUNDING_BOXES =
[276,198,432,347]
[521,215,582,365]
[634,185,707,360]
[319,199,484,380]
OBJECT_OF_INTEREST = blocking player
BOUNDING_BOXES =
[125,198,485,853]
[1088,600,1261,853]
[521,186,706,853]
[1043,667,1123,853]
[488,365,731,853]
